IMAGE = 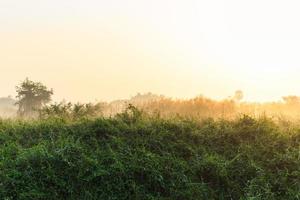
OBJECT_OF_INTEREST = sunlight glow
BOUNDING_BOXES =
[1,0,300,102]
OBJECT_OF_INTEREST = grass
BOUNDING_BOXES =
[0,111,299,199]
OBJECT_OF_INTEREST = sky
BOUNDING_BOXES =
[1,0,300,102]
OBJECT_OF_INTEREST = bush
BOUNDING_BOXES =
[0,114,299,199]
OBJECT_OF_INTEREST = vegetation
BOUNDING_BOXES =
[0,79,299,199]
[128,93,300,120]
[3,82,300,121]
[15,78,53,118]
[0,107,299,199]
[39,102,102,120]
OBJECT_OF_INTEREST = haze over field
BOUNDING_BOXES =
[1,0,300,102]
[2,2,300,199]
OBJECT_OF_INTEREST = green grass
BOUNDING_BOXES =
[0,113,299,199]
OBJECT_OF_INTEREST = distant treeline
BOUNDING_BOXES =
[3,92,300,120]
[2,77,300,120]
[101,93,300,120]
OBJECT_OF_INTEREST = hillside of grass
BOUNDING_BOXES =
[0,111,299,199]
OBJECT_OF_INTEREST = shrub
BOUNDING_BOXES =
[0,114,299,199]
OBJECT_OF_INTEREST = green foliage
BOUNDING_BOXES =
[0,113,299,199]
[39,102,102,120]
[116,104,144,124]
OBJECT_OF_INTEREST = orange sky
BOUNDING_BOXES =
[1,0,300,102]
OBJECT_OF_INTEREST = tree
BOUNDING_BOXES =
[234,90,244,102]
[16,78,53,117]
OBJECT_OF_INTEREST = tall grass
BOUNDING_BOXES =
[0,110,299,199]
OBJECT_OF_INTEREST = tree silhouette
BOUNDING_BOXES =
[16,78,53,117]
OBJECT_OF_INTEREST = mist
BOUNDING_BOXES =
[3,84,300,121]
[2,1,300,199]
[2,0,300,103]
